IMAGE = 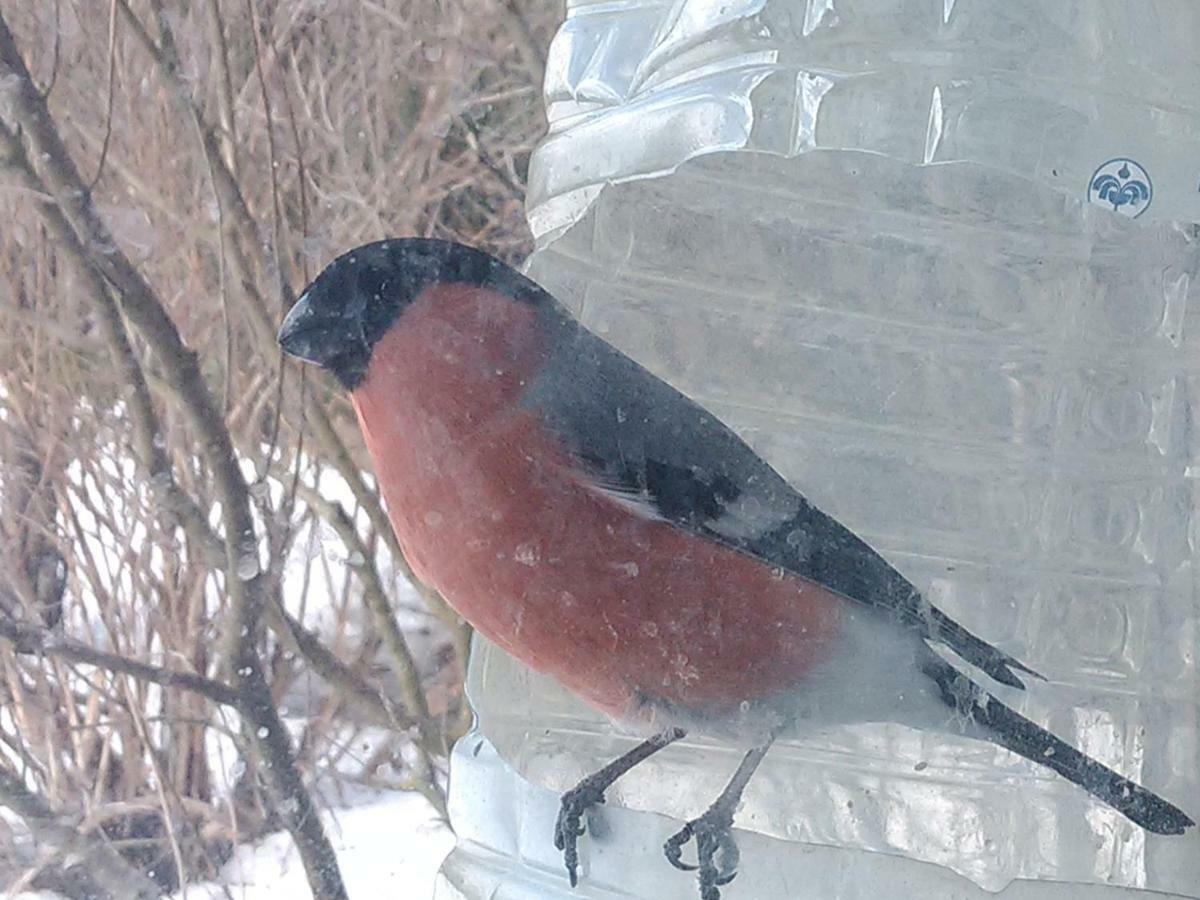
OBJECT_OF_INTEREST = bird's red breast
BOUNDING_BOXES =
[351,283,845,725]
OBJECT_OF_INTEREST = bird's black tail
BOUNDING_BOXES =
[919,648,1194,835]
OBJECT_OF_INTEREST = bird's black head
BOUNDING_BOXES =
[278,238,529,389]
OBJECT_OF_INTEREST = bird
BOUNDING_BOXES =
[278,237,1194,899]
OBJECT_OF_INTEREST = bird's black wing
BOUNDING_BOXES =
[522,313,1041,690]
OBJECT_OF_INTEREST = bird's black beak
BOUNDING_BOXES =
[278,292,370,389]
[279,291,329,364]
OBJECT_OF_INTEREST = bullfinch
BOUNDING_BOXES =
[278,238,1194,899]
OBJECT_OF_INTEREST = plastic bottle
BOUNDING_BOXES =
[436,2,1200,897]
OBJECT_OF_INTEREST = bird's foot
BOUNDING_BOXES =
[551,730,689,888]
[554,778,607,888]
[663,806,740,900]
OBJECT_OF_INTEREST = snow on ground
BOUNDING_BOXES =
[178,788,452,899]
[12,788,452,899]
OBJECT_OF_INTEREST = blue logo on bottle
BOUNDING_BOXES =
[1088,158,1152,218]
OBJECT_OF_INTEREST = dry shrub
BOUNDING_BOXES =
[0,0,558,895]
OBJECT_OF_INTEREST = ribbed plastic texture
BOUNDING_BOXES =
[436,2,1200,897]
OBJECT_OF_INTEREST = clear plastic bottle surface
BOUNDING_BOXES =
[436,2,1200,898]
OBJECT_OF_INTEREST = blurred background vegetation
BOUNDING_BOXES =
[0,1,557,896]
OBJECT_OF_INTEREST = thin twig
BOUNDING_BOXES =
[0,766,163,900]
[204,0,239,177]
[0,16,348,898]
[0,613,239,707]
[88,0,120,191]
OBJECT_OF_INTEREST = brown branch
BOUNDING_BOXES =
[0,160,399,753]
[121,678,188,894]
[460,112,525,201]
[118,0,423,588]
[0,580,414,743]
[296,488,432,723]
[115,0,473,688]
[303,400,473,665]
[500,0,548,81]
[0,24,248,582]
[0,766,164,900]
[120,0,292,315]
[0,8,552,894]
[88,0,120,191]
[0,118,223,571]
[204,0,240,178]
[0,614,238,707]
[295,485,446,812]
[265,598,416,731]
[0,16,347,899]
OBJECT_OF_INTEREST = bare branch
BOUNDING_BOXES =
[295,484,446,812]
[0,613,238,707]
[0,1,553,892]
[0,118,224,569]
[0,766,164,900]
[204,0,240,178]
[0,16,347,898]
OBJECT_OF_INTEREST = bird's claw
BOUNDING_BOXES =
[554,782,607,888]
[664,808,740,899]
